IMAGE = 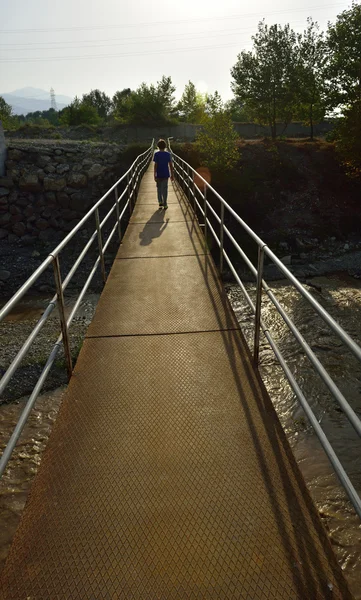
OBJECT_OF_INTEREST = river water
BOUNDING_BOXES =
[0,274,360,597]
[227,272,361,598]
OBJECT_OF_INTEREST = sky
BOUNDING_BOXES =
[0,0,354,103]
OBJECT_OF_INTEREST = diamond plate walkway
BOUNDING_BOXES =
[1,167,352,599]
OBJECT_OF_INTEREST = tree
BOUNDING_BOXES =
[111,76,176,125]
[296,19,327,139]
[326,3,361,174]
[82,89,112,120]
[205,91,223,116]
[195,112,240,173]
[178,81,206,123]
[0,96,14,128]
[326,2,361,110]
[156,75,176,117]
[58,97,101,126]
[224,98,251,122]
[112,88,132,122]
[231,21,299,139]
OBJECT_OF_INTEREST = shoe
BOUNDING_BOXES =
[158,203,163,209]
[164,204,168,210]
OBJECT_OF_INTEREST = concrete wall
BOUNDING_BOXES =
[0,121,6,176]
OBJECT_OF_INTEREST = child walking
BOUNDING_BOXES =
[153,139,174,209]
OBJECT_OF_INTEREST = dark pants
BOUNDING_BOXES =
[156,178,168,205]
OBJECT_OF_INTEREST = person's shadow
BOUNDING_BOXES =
[139,210,170,246]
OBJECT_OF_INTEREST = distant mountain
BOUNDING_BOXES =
[0,87,73,115]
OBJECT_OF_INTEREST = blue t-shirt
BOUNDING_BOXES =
[153,150,172,178]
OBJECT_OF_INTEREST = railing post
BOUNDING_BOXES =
[115,185,121,242]
[95,207,106,285]
[127,171,132,213]
[52,255,73,381]
[220,202,225,274]
[186,164,191,204]
[203,185,208,254]
[253,245,265,366]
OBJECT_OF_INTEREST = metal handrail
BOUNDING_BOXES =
[0,140,154,476]
[168,139,361,520]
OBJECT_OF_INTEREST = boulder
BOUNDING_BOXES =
[44,165,56,174]
[68,172,87,188]
[24,206,34,218]
[0,269,11,281]
[70,191,92,212]
[39,228,56,241]
[19,173,42,192]
[37,155,52,168]
[56,164,70,175]
[57,192,70,208]
[42,207,53,219]
[45,192,56,203]
[280,255,292,266]
[0,228,8,240]
[35,218,49,230]
[87,163,105,179]
[8,148,24,161]
[9,205,21,215]
[43,177,66,192]
[0,212,11,226]
[0,177,14,188]
[0,196,8,206]
[12,221,26,236]
[0,187,10,197]
[62,209,78,221]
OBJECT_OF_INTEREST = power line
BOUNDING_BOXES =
[0,19,313,51]
[0,3,348,34]
[0,41,252,64]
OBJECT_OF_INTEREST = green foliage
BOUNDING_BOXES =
[332,102,361,177]
[112,76,176,125]
[326,2,361,110]
[177,81,207,123]
[0,96,17,129]
[58,97,101,126]
[231,21,299,139]
[295,18,327,139]
[224,98,251,122]
[195,112,240,173]
[325,3,361,175]
[82,89,112,120]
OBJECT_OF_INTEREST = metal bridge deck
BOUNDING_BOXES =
[0,168,352,599]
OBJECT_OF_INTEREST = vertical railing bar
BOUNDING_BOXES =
[203,186,208,254]
[95,207,106,285]
[127,171,132,213]
[254,245,265,365]
[220,202,225,274]
[115,185,121,242]
[52,255,73,380]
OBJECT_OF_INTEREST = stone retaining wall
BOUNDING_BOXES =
[0,141,129,243]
